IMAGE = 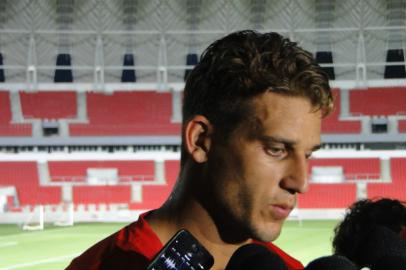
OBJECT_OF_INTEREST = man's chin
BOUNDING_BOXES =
[250,224,283,242]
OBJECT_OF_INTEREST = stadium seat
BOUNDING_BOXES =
[367,158,406,200]
[321,89,361,134]
[129,160,179,210]
[399,120,406,133]
[0,162,60,205]
[69,91,181,136]
[48,160,155,182]
[0,91,32,136]
[349,87,406,116]
[20,91,77,120]
[309,158,381,181]
[298,183,357,209]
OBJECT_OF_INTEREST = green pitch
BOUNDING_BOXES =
[0,220,339,270]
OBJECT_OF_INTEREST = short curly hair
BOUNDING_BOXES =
[332,198,406,266]
[181,30,333,166]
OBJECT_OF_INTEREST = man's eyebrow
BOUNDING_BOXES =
[311,144,322,152]
[259,135,322,151]
[258,135,296,147]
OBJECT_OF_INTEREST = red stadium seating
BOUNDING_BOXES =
[0,157,404,210]
[20,91,77,119]
[321,89,361,134]
[350,87,406,116]
[48,160,155,182]
[297,183,357,208]
[73,185,131,204]
[0,162,60,205]
[298,158,381,209]
[399,120,406,133]
[309,158,381,181]
[367,158,406,200]
[129,160,179,210]
[0,91,31,136]
[70,92,181,136]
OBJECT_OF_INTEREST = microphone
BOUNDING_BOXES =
[371,254,406,270]
[358,225,406,267]
[225,244,288,270]
[305,255,357,270]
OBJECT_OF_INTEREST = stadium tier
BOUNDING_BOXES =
[48,160,155,182]
[399,120,406,133]
[69,91,181,136]
[299,157,406,208]
[0,91,32,136]
[1,159,178,210]
[1,157,405,211]
[0,161,60,206]
[297,183,357,209]
[321,89,361,134]
[1,88,406,137]
[308,158,381,181]
[73,185,131,204]
[129,160,179,210]
[367,158,406,200]
[20,91,77,120]
[349,87,406,116]
[298,157,382,209]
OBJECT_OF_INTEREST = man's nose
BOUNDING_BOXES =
[280,155,309,194]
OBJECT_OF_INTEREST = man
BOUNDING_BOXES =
[66,30,333,270]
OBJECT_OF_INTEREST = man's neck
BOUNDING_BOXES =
[146,197,251,270]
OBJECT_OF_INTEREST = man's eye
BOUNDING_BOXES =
[265,147,287,158]
[305,152,313,160]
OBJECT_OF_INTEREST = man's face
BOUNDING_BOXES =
[206,91,322,242]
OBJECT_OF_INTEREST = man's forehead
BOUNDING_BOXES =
[247,92,322,145]
[252,92,320,119]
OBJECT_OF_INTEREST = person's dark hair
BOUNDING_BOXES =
[181,30,333,165]
[332,198,406,266]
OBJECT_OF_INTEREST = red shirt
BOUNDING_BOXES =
[66,212,304,270]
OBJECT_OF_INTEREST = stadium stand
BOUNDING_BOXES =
[297,183,357,209]
[0,162,60,206]
[0,91,31,136]
[48,160,155,182]
[399,120,406,133]
[367,158,406,200]
[72,185,131,205]
[2,156,405,210]
[309,158,381,181]
[321,89,361,134]
[349,87,406,116]
[298,157,385,209]
[69,92,181,136]
[129,160,179,210]
[19,91,77,119]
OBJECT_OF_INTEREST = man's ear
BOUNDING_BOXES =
[184,115,212,163]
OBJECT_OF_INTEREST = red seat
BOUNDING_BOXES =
[321,89,361,134]
[350,87,406,116]
[48,160,155,182]
[309,158,381,181]
[0,162,60,205]
[367,158,406,200]
[70,92,181,136]
[298,183,356,209]
[0,91,31,136]
[20,91,77,119]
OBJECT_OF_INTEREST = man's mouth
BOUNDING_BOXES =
[269,204,293,220]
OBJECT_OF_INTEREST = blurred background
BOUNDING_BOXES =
[0,0,405,269]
